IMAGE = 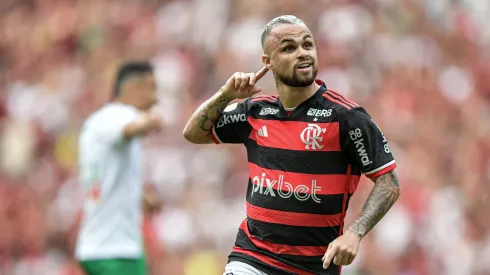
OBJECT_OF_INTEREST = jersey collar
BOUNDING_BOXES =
[276,79,327,117]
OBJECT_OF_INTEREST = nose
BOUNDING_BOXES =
[297,47,309,59]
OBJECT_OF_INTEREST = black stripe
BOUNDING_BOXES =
[233,230,340,275]
[326,90,357,108]
[246,140,349,175]
[246,180,344,215]
[350,164,362,176]
[246,218,339,246]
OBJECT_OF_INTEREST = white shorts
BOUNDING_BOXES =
[223,261,268,275]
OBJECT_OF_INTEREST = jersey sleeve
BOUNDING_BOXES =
[210,99,252,144]
[342,108,396,178]
[100,107,139,145]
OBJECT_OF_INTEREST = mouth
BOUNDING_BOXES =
[296,62,312,71]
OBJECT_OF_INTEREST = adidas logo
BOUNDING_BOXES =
[257,126,268,137]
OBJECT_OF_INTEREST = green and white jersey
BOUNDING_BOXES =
[76,103,144,260]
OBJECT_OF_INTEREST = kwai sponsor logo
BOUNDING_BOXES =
[216,113,247,128]
[349,128,372,166]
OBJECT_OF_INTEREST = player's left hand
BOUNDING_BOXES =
[322,230,361,269]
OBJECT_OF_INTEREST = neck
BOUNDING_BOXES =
[276,81,320,109]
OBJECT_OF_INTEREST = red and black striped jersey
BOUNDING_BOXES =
[211,80,396,275]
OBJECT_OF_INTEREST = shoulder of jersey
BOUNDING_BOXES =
[320,89,360,111]
[250,94,278,103]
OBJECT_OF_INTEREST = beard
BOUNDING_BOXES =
[275,65,318,87]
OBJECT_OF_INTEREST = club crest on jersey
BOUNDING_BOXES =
[300,124,326,150]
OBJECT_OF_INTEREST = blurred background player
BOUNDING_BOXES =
[76,62,163,275]
[184,15,400,275]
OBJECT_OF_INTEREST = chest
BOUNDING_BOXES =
[121,139,142,167]
[248,108,341,152]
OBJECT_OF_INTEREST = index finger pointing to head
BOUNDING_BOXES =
[249,73,257,86]
[255,66,269,81]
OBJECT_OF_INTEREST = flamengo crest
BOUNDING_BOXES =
[300,124,326,150]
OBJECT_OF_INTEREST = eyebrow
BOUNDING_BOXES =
[280,34,312,44]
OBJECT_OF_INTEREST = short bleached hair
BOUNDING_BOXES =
[260,15,306,50]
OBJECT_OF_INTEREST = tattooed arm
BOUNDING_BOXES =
[183,91,233,144]
[348,170,401,237]
[183,67,268,144]
[323,107,399,269]
[322,170,400,269]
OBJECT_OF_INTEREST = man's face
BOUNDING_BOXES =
[129,73,158,110]
[264,24,318,87]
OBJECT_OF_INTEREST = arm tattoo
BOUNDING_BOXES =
[197,93,231,131]
[348,171,400,238]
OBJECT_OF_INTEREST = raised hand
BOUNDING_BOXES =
[220,66,269,100]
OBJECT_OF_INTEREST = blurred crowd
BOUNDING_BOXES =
[0,0,490,274]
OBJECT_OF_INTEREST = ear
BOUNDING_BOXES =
[262,54,272,70]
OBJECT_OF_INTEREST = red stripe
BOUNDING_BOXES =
[247,202,342,227]
[248,162,360,195]
[251,95,277,102]
[366,162,396,178]
[339,165,352,236]
[239,220,327,256]
[322,94,352,110]
[326,91,356,108]
[327,90,359,108]
[334,166,353,275]
[248,118,340,152]
[210,130,220,144]
[232,247,317,275]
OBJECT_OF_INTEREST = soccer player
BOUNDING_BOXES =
[183,15,401,275]
[76,62,163,275]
